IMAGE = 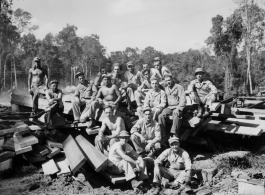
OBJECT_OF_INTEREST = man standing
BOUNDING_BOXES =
[158,75,186,140]
[152,137,192,193]
[131,107,161,157]
[86,74,121,128]
[28,57,48,115]
[94,106,125,153]
[72,72,97,124]
[187,68,217,117]
[45,80,64,125]
[137,78,166,121]
[108,131,148,191]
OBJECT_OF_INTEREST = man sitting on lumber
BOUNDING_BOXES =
[45,80,64,126]
[28,57,48,116]
[108,130,148,191]
[151,137,193,193]
[72,72,97,124]
[158,74,186,140]
[134,69,152,107]
[94,106,125,153]
[137,77,166,121]
[187,68,217,118]
[85,74,121,128]
[131,106,162,158]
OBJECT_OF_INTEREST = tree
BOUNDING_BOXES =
[0,0,12,23]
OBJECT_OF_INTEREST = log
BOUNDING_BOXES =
[75,135,107,172]
[63,135,86,174]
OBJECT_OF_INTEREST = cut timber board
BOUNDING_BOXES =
[86,126,100,135]
[225,118,265,130]
[0,124,30,136]
[46,140,63,149]
[207,121,262,136]
[63,135,86,174]
[0,159,12,172]
[28,125,43,131]
[75,135,107,172]
[54,157,71,175]
[191,116,212,137]
[231,108,265,116]
[18,135,38,148]
[101,172,126,184]
[42,159,59,175]
[47,146,60,158]
[0,151,15,163]
[210,102,221,112]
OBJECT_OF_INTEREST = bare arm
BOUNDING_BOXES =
[108,117,123,139]
[44,69,49,88]
[98,120,107,138]
[28,69,32,91]
[113,85,121,104]
[45,90,52,103]
[116,148,137,165]
[53,91,62,101]
[96,88,103,101]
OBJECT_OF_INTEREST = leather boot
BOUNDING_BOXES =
[197,105,204,118]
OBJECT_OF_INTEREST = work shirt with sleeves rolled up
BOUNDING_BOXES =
[74,83,87,100]
[124,70,142,89]
[83,83,98,101]
[187,79,217,98]
[131,118,161,142]
[165,83,186,111]
[144,88,167,108]
[155,147,192,170]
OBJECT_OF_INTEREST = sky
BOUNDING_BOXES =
[13,0,238,54]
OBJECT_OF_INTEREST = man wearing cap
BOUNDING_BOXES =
[28,57,48,115]
[45,80,64,125]
[72,72,97,124]
[135,69,152,107]
[187,68,217,117]
[94,106,125,153]
[137,77,166,121]
[158,74,186,140]
[85,74,121,128]
[108,130,148,191]
[131,106,161,157]
[124,61,142,108]
[152,137,193,192]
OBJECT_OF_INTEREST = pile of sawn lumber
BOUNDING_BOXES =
[0,114,108,179]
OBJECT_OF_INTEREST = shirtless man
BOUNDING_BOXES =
[28,57,48,114]
[94,106,125,153]
[86,74,121,128]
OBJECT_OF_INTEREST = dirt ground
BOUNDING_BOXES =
[1,102,265,195]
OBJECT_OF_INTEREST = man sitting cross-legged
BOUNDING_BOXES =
[107,131,148,192]
[151,137,193,194]
[85,74,121,128]
[94,106,125,154]
[137,78,166,121]
[131,106,161,158]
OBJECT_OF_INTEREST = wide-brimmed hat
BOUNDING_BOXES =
[119,131,130,137]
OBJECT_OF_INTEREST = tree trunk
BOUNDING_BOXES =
[0,53,2,93]
[13,56,17,87]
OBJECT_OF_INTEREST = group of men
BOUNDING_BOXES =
[27,56,217,193]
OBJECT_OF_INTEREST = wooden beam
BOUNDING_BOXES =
[42,159,59,175]
[75,135,108,172]
[63,135,86,174]
[0,159,13,172]
[207,121,262,136]
[247,100,265,108]
[47,146,60,158]
[86,126,100,135]
[0,151,15,163]
[231,108,265,116]
[18,135,38,148]
[209,102,221,112]
[101,172,126,184]
[191,116,212,137]
[46,140,63,149]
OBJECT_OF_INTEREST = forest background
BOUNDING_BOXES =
[1,0,265,97]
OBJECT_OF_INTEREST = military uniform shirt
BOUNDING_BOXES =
[188,79,217,98]
[155,147,192,170]
[74,83,87,99]
[165,83,186,111]
[131,118,161,142]
[144,88,167,108]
